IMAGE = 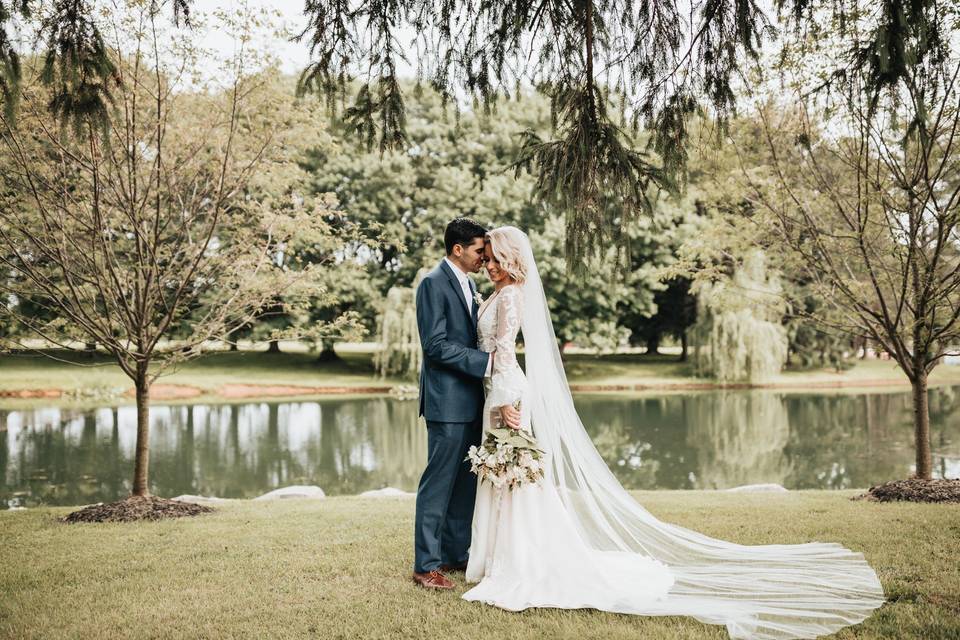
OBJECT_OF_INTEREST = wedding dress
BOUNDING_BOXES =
[461,227,884,640]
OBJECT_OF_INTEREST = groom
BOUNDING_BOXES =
[412,217,520,590]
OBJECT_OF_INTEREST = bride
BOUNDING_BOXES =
[461,226,885,640]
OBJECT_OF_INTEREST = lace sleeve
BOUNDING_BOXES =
[487,285,527,409]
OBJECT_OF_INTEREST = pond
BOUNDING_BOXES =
[2,387,958,508]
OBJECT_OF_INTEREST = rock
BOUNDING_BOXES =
[359,487,415,498]
[724,483,788,493]
[172,494,233,505]
[253,485,326,501]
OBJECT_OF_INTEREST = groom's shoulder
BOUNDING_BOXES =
[417,262,447,291]
[424,261,448,282]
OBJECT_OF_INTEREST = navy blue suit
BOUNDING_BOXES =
[413,259,489,574]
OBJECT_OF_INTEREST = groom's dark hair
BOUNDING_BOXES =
[444,217,487,255]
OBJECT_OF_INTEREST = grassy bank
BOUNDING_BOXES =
[2,492,958,639]
[3,347,960,402]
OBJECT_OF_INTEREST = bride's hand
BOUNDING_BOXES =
[498,404,521,430]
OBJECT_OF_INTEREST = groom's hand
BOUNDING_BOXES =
[499,405,521,429]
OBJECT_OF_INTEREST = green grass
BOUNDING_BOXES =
[0,349,396,393]
[2,492,958,639]
[560,352,960,389]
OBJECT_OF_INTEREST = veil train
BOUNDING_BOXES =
[500,225,884,640]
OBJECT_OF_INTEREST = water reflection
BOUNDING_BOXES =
[1,388,957,507]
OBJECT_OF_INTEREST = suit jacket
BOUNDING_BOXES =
[416,259,488,422]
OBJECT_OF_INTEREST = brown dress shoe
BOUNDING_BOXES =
[412,570,455,590]
[439,562,468,573]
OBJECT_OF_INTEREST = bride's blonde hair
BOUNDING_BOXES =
[485,227,528,284]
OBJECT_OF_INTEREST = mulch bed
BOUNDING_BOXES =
[60,495,215,523]
[854,478,960,504]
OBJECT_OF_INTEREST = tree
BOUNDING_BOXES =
[8,1,947,267]
[0,3,344,514]
[740,51,960,480]
[690,249,789,383]
[630,277,697,358]
[374,271,424,379]
[620,194,702,356]
[306,85,692,349]
[302,84,548,293]
[531,215,632,351]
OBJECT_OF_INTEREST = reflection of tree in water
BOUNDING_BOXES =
[785,394,884,489]
[0,408,130,506]
[0,412,8,505]
[7,388,955,507]
[928,386,960,478]
[782,387,960,488]
[783,391,924,489]
[578,395,699,490]
[180,399,426,498]
[361,399,426,491]
[188,403,316,498]
[685,392,791,489]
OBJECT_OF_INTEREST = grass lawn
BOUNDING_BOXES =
[1,492,958,640]
[4,346,960,400]
[0,348,399,395]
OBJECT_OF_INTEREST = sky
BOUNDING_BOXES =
[185,0,419,83]
[190,0,314,77]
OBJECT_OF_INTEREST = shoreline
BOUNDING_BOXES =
[0,375,949,402]
[2,485,848,512]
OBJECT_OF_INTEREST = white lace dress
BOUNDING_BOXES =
[462,284,675,612]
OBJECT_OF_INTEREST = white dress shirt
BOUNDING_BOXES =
[444,256,474,313]
[444,257,493,377]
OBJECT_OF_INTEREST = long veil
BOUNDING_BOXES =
[502,226,884,640]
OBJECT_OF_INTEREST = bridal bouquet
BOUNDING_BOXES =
[465,401,546,491]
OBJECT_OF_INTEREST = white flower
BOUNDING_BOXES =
[473,291,484,305]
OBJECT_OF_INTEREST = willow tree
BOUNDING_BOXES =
[691,249,788,383]
[0,3,340,515]
[2,1,948,266]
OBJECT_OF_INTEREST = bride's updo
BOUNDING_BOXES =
[486,227,528,284]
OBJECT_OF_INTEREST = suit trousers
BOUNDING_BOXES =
[413,418,483,573]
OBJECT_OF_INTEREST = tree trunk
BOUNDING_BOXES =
[679,331,688,362]
[132,364,151,496]
[267,339,281,353]
[315,341,340,363]
[912,372,932,480]
[645,334,660,355]
[229,341,239,352]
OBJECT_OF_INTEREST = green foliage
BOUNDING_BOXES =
[514,84,674,270]
[531,216,632,351]
[342,75,407,153]
[691,249,789,383]
[302,84,547,306]
[1,0,955,271]
[0,1,26,121]
[374,282,420,379]
[38,0,117,138]
[782,284,854,371]
[777,0,957,138]
[290,0,781,265]
[302,85,709,352]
